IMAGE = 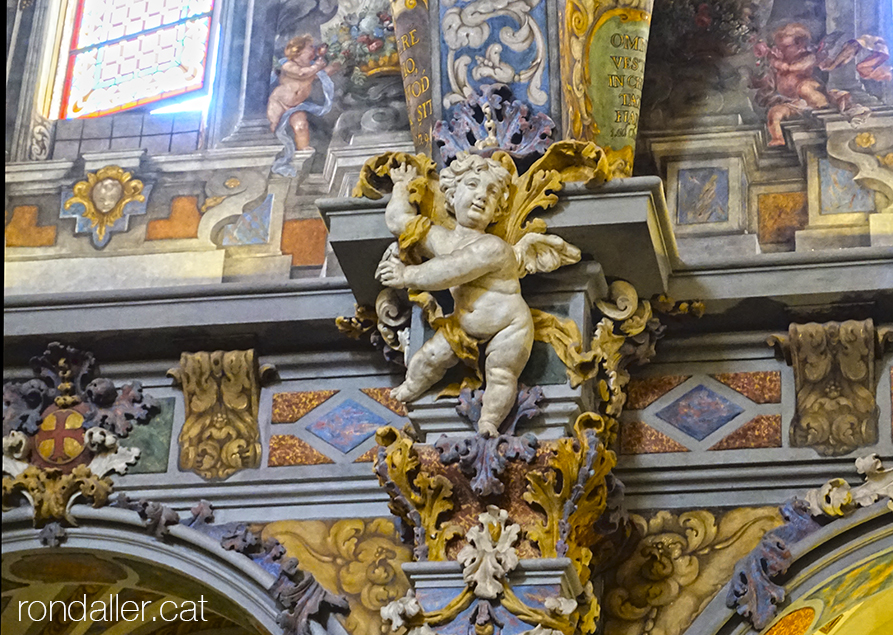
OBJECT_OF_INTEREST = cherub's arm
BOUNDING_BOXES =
[281,59,325,80]
[776,52,818,73]
[384,163,420,237]
[377,238,505,291]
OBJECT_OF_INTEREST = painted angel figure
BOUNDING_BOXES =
[375,152,582,437]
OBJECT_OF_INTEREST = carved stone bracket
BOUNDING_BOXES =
[769,319,881,456]
[168,349,276,481]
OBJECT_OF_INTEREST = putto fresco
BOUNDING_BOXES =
[642,0,891,145]
[752,21,890,146]
[268,34,340,155]
[269,0,406,173]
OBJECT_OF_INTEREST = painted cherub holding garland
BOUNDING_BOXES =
[375,152,583,436]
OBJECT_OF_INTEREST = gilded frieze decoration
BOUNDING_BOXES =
[169,349,276,481]
[602,507,782,635]
[61,165,149,248]
[262,517,411,635]
[769,319,884,456]
[2,342,159,527]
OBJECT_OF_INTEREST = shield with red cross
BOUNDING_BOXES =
[32,404,90,471]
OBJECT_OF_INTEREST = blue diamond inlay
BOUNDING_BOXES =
[655,385,743,441]
[306,399,388,453]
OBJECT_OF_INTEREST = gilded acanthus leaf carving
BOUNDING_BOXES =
[524,412,616,589]
[374,426,463,561]
[169,350,274,480]
[769,319,880,456]
[2,465,113,527]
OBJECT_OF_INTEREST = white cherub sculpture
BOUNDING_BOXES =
[375,151,584,437]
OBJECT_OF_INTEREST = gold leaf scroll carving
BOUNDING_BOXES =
[374,426,463,561]
[262,518,412,635]
[1,465,113,527]
[603,507,782,635]
[769,319,880,456]
[169,350,272,480]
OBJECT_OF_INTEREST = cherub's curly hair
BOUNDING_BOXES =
[439,153,512,220]
[284,34,314,59]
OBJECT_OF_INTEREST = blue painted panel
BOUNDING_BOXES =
[306,398,388,453]
[440,0,550,116]
[677,167,729,224]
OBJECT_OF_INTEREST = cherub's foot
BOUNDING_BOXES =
[768,137,786,147]
[477,419,499,438]
[391,382,423,404]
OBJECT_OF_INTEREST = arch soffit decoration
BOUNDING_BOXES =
[2,503,283,635]
[686,500,893,635]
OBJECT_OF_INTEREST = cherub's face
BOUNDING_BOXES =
[296,45,315,64]
[452,170,501,231]
[773,26,810,59]
[91,178,123,213]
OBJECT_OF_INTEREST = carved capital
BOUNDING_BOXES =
[374,411,616,589]
[169,349,275,481]
[771,319,879,456]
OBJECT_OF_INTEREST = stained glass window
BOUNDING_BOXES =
[59,0,215,119]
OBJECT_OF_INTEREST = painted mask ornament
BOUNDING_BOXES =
[62,165,150,248]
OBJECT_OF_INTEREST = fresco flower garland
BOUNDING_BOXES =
[325,0,399,87]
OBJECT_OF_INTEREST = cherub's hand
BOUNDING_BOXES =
[390,163,419,187]
[375,255,408,288]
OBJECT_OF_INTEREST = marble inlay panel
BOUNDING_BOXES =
[656,385,744,440]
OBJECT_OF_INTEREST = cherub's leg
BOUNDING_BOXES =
[766,104,793,147]
[392,331,459,403]
[267,99,286,133]
[478,315,535,437]
[289,111,310,150]
[798,80,830,108]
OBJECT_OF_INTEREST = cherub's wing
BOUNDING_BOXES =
[489,141,611,246]
[513,232,581,278]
